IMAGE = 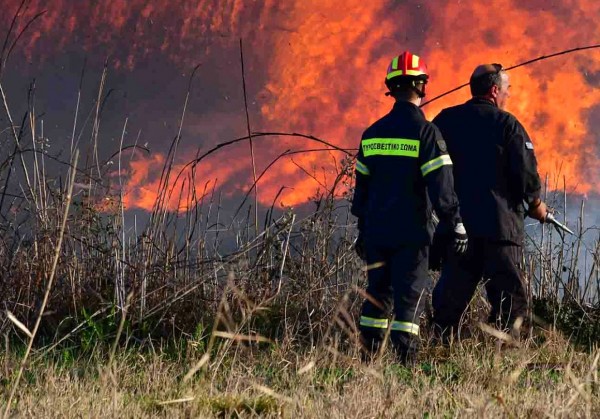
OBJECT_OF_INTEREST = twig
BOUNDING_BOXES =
[90,59,108,180]
[70,57,86,154]
[3,149,79,419]
[108,292,133,368]
[0,0,26,70]
[1,1,47,76]
[5,10,47,70]
[0,81,34,204]
[240,38,259,234]
[276,214,296,294]
[169,132,353,200]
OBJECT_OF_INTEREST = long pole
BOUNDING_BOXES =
[421,44,600,108]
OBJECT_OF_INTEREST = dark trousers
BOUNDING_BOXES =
[432,238,528,333]
[359,245,430,363]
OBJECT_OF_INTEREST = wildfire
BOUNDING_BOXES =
[2,0,599,211]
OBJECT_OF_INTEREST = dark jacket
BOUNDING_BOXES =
[432,98,542,244]
[351,101,461,248]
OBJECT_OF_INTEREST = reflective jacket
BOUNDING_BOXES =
[351,101,461,247]
[432,98,542,244]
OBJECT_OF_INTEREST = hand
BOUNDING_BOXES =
[527,199,548,222]
[453,222,468,254]
[355,232,367,261]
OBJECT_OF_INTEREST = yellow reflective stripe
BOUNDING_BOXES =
[391,56,399,70]
[362,138,420,158]
[355,160,370,175]
[390,321,420,335]
[420,154,453,177]
[386,69,426,79]
[364,261,386,271]
[359,316,389,329]
[412,54,419,68]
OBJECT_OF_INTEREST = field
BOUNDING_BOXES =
[2,329,599,417]
[1,145,599,417]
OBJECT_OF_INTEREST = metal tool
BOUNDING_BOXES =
[545,212,575,236]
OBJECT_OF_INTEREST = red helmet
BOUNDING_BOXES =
[385,51,429,81]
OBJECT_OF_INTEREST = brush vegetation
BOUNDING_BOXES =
[1,37,600,418]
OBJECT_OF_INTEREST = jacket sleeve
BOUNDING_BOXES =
[419,123,461,226]
[350,139,369,229]
[431,111,447,133]
[505,118,542,204]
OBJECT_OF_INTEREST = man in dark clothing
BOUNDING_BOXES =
[431,63,548,335]
[351,51,467,363]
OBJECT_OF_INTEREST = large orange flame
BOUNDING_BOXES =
[3,1,599,211]
[260,1,600,203]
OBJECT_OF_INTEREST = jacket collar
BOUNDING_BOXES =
[392,100,425,116]
[467,97,497,107]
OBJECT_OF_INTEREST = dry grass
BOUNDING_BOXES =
[1,34,599,417]
[1,329,599,418]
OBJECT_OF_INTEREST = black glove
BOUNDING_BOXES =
[355,231,367,261]
[452,222,468,254]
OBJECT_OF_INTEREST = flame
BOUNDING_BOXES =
[2,0,599,211]
[111,149,247,212]
[422,0,600,194]
[260,0,600,201]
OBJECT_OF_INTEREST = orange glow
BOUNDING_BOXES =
[111,151,246,211]
[260,0,600,202]
[3,0,599,211]
[421,0,600,195]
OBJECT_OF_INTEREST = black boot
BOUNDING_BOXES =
[390,331,419,366]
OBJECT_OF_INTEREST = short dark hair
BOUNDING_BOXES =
[386,76,427,100]
[389,85,420,101]
[469,63,503,96]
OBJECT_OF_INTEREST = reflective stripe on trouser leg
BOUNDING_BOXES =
[390,246,430,324]
[390,320,419,335]
[388,246,430,360]
[362,247,393,321]
[360,246,393,348]
[359,316,389,329]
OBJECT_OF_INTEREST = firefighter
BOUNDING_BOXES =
[351,51,467,364]
[431,63,548,336]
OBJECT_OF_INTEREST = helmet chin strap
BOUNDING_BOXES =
[412,81,426,98]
